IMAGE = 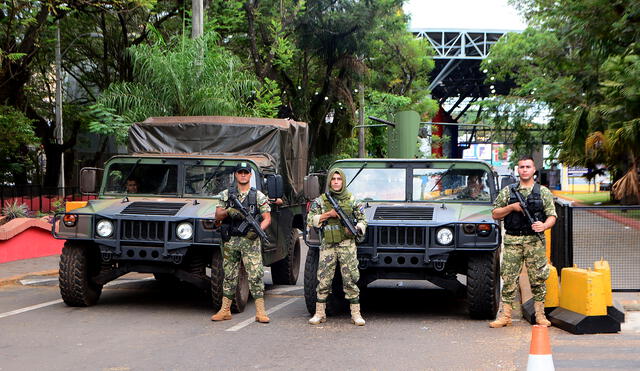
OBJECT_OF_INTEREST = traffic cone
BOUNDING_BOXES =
[527,325,555,371]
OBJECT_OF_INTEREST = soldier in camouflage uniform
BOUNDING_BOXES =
[307,168,367,326]
[211,162,272,323]
[490,156,557,328]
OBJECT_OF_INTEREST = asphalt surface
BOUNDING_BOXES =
[1,245,640,370]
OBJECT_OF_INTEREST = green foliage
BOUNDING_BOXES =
[50,199,66,214]
[2,200,29,220]
[0,106,38,183]
[96,31,280,137]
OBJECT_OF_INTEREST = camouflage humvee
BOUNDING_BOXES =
[53,116,308,312]
[303,158,501,319]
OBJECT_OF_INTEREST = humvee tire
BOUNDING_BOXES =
[467,249,500,319]
[303,247,348,315]
[59,242,103,306]
[271,229,301,285]
[210,246,250,313]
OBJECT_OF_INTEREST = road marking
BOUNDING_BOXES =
[265,286,302,295]
[225,298,299,332]
[0,299,63,319]
[1,277,155,320]
[20,277,59,285]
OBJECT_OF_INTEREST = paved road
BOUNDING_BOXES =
[1,246,640,370]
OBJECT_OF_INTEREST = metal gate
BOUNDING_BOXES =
[551,199,640,291]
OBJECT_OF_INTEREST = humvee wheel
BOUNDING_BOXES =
[271,228,301,285]
[210,246,249,313]
[303,246,347,315]
[59,242,103,307]
[467,249,500,319]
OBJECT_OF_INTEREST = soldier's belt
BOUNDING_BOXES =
[506,230,536,236]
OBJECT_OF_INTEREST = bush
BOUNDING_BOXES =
[2,200,29,221]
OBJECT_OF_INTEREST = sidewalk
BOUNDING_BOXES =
[0,255,59,286]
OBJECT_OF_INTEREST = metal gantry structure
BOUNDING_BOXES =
[411,28,522,148]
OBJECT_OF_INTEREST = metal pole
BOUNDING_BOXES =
[358,81,365,158]
[55,22,65,197]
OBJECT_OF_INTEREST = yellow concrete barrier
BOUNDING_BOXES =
[544,265,559,308]
[559,266,607,316]
[593,259,613,307]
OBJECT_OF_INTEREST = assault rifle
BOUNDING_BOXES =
[511,187,545,243]
[324,192,364,242]
[228,192,270,244]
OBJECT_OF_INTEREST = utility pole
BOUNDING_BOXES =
[55,21,65,196]
[192,0,203,39]
[358,81,365,158]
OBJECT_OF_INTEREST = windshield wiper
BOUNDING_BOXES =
[200,160,225,193]
[120,158,142,192]
[346,162,368,188]
[429,164,456,192]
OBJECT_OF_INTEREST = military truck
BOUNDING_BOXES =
[53,116,308,312]
[303,158,501,319]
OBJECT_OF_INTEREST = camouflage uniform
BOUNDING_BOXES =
[494,183,557,304]
[217,188,271,300]
[307,193,367,304]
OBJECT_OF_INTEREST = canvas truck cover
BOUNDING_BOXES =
[128,116,308,200]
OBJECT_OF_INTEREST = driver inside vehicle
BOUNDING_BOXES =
[126,179,139,193]
[456,175,489,200]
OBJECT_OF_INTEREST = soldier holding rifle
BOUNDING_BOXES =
[307,168,367,326]
[490,156,557,328]
[211,162,272,323]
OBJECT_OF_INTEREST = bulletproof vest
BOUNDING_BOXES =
[504,183,546,235]
[227,187,261,237]
[320,194,355,244]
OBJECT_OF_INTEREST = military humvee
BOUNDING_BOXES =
[303,158,501,319]
[53,116,308,312]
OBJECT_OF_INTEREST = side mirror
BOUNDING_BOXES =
[500,175,517,189]
[80,167,102,194]
[265,174,284,199]
[304,175,320,200]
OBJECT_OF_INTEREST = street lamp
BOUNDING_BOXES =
[55,22,102,195]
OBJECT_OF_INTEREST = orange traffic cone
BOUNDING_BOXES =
[527,325,555,371]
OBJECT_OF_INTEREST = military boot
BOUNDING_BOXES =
[211,297,233,321]
[350,303,366,326]
[255,298,270,323]
[534,301,551,327]
[489,303,512,328]
[308,302,326,325]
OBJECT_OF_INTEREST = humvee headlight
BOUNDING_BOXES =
[96,219,114,237]
[176,222,193,240]
[436,227,454,245]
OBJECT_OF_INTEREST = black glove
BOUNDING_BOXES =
[246,230,258,240]
[226,207,243,220]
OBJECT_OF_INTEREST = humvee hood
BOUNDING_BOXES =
[74,198,219,218]
[363,202,495,225]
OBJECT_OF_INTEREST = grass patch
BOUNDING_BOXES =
[609,209,640,221]
[562,192,611,205]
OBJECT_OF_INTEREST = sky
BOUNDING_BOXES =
[404,0,527,31]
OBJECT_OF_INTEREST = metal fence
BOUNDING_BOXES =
[0,185,96,214]
[551,200,640,291]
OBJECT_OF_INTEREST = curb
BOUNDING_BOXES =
[0,269,58,287]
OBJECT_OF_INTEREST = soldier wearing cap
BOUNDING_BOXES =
[211,162,272,323]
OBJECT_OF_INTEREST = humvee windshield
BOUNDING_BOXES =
[341,166,492,202]
[184,165,256,195]
[104,162,178,195]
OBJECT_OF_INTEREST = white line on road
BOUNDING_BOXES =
[225,298,299,332]
[20,277,59,285]
[265,286,302,295]
[0,299,63,319]
[1,277,155,320]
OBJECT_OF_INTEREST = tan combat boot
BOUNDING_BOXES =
[308,302,326,325]
[534,301,551,327]
[211,297,233,321]
[350,303,366,326]
[255,298,270,323]
[489,303,512,328]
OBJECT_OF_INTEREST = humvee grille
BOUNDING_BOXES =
[373,207,434,220]
[377,226,426,247]
[121,220,165,241]
[121,202,185,216]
